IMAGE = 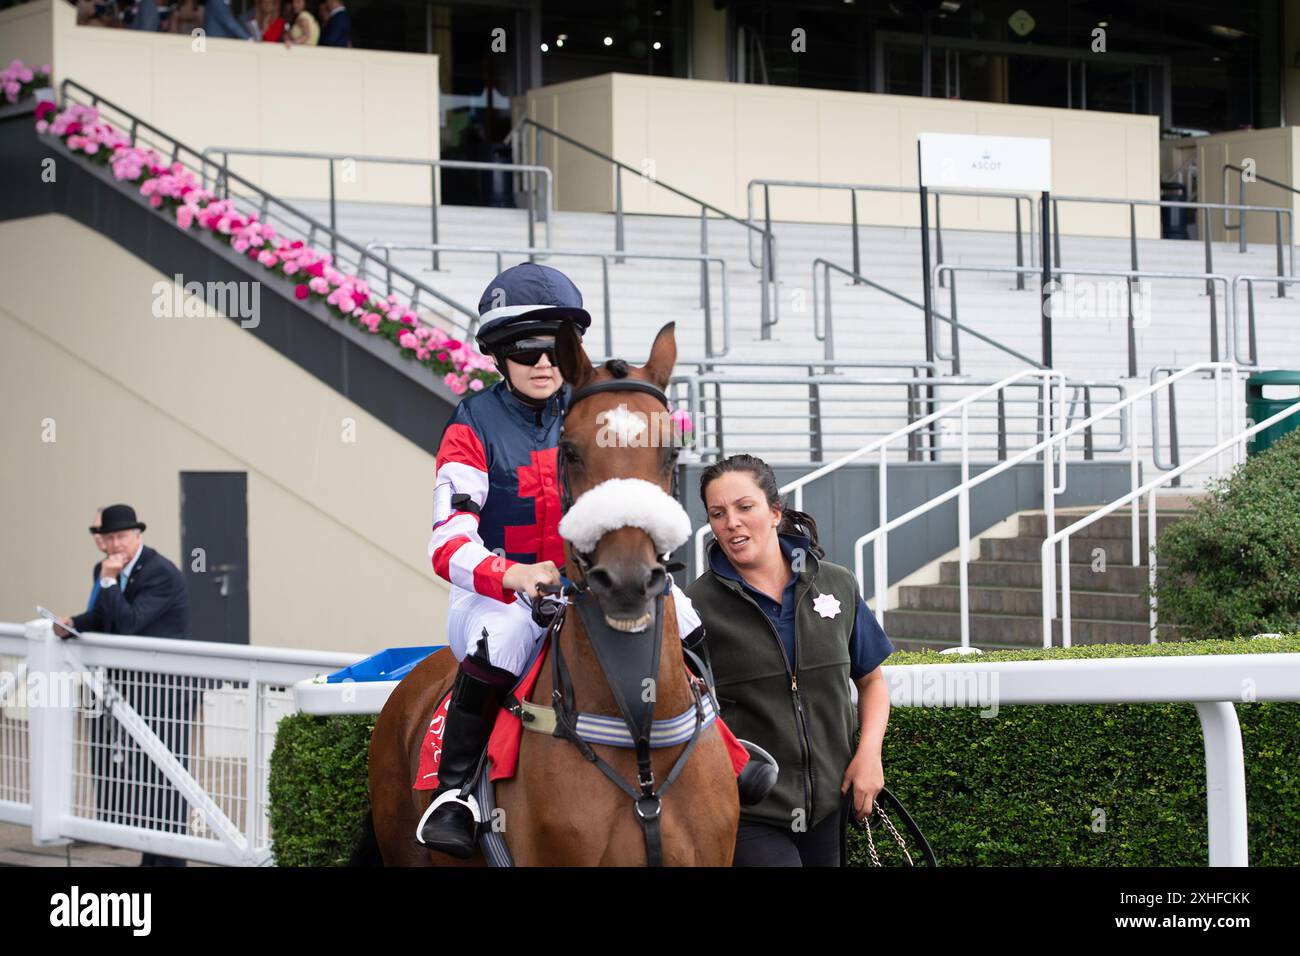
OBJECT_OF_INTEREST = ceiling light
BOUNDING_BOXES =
[603,36,614,46]
[540,42,548,52]
[652,41,662,50]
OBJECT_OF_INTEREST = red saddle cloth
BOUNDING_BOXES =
[413,640,749,791]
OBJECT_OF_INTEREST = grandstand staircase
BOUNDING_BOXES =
[884,499,1201,652]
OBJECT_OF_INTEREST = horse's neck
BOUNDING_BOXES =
[541,608,692,719]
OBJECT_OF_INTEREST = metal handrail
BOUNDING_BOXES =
[1229,273,1300,366]
[1222,162,1300,260]
[199,145,554,269]
[364,241,731,357]
[54,79,480,333]
[1052,191,1294,290]
[1043,373,1297,650]
[674,371,1122,464]
[509,117,780,339]
[815,258,1044,371]
[748,177,1039,295]
[692,369,1069,575]
[935,263,1234,378]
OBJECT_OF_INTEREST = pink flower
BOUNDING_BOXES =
[176,205,194,229]
[258,250,278,267]
[398,331,419,350]
[295,284,310,300]
[469,378,485,391]
[283,261,299,276]
[436,350,450,363]
[309,276,329,295]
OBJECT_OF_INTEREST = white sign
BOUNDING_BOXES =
[918,132,1052,192]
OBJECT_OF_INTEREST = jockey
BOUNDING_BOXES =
[419,262,743,858]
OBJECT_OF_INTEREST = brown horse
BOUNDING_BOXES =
[365,322,739,866]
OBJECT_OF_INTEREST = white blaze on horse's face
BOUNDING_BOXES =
[595,404,649,448]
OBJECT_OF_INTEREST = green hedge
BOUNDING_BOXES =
[269,637,1300,866]
[1155,428,1300,640]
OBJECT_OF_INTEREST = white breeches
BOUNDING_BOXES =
[445,581,702,678]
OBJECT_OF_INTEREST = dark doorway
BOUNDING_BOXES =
[180,472,250,645]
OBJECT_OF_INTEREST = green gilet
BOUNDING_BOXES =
[686,545,859,829]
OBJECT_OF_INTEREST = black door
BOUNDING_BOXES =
[180,472,249,644]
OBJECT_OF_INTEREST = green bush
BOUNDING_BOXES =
[268,713,375,867]
[1154,428,1300,640]
[269,638,1300,866]
[848,638,1300,867]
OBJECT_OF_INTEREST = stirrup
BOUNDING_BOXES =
[415,788,482,846]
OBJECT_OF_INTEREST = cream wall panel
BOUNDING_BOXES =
[530,73,1161,238]
[30,0,438,206]
[0,0,54,76]
[0,214,448,655]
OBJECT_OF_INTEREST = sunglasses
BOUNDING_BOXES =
[505,338,557,367]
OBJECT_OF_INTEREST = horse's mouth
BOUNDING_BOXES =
[603,610,654,633]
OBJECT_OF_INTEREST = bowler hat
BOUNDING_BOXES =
[95,504,146,534]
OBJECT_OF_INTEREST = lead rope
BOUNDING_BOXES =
[864,804,915,867]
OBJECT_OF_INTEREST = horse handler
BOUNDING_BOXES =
[687,454,895,866]
[419,263,765,859]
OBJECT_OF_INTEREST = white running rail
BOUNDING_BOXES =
[0,620,359,866]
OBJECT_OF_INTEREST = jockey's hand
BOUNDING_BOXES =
[503,561,561,598]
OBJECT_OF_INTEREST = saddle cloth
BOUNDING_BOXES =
[413,639,749,791]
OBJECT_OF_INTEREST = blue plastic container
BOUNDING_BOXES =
[327,646,439,683]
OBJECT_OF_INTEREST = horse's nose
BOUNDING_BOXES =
[587,563,665,610]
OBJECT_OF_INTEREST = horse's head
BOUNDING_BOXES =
[555,321,690,632]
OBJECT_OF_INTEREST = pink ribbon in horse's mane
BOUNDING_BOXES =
[557,478,692,554]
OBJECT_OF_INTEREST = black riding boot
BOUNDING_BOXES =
[416,652,517,858]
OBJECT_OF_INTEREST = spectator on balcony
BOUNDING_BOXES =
[129,0,160,31]
[250,0,288,41]
[318,0,350,48]
[284,0,320,46]
[167,0,204,36]
[204,0,252,39]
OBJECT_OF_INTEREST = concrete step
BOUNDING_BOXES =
[939,559,1155,591]
[882,608,1177,646]
[982,535,1153,565]
[898,583,1151,621]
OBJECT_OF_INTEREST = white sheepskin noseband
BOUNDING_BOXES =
[558,478,692,555]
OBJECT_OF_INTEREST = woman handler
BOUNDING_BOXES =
[686,454,894,866]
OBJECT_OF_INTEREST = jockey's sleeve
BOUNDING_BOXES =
[670,581,702,638]
[427,421,518,603]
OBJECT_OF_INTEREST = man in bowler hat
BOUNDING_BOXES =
[56,504,194,867]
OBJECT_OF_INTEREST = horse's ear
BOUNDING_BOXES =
[640,322,677,389]
[556,320,593,390]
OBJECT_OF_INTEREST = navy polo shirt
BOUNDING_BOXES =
[708,532,893,679]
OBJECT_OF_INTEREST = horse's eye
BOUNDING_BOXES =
[559,442,582,465]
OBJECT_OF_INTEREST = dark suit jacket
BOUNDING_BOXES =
[72,545,191,639]
[319,7,351,47]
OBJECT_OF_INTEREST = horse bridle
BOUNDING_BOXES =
[543,371,703,866]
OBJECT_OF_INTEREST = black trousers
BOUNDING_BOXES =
[732,794,851,867]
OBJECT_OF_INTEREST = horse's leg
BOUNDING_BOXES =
[367,648,484,867]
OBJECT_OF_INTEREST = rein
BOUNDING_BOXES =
[543,372,704,866]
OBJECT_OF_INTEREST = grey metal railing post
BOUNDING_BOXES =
[1083,386,1094,460]
[699,206,708,308]
[808,366,824,463]
[1203,224,1218,361]
[1015,199,1025,291]
[822,263,833,362]
[1276,212,1286,298]
[996,388,1007,461]
[600,256,613,356]
[760,231,773,339]
[1238,176,1247,253]
[948,271,961,375]
[614,167,625,264]
[430,165,440,271]
[327,157,337,261]
[851,189,861,284]
[1168,379,1182,488]
[221,150,230,200]
[907,381,920,462]
[1127,203,1139,379]
[1246,280,1259,365]
[1052,198,1062,281]
[935,193,945,289]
